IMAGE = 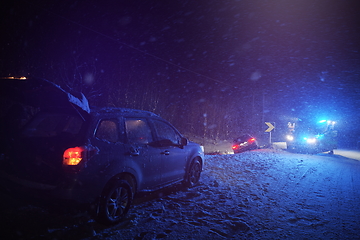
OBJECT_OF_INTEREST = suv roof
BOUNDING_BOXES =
[91,107,160,118]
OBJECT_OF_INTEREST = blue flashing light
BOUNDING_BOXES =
[316,134,323,139]
[319,120,327,123]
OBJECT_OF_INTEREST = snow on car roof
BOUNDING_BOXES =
[66,92,90,113]
[91,107,160,117]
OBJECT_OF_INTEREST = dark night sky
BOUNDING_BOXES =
[1,0,360,143]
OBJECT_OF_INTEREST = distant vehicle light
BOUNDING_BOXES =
[306,138,317,144]
[248,138,255,143]
[286,135,294,141]
[232,144,240,150]
[318,119,336,125]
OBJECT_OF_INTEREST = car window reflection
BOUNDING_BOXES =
[125,118,153,144]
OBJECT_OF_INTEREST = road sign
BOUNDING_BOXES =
[265,122,275,132]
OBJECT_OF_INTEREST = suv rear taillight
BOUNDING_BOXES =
[63,146,86,166]
[63,146,88,172]
[62,145,99,172]
[63,145,99,172]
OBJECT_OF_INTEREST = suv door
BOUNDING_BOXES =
[151,119,188,184]
[90,118,125,179]
[123,117,163,190]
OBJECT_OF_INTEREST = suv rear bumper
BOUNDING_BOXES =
[0,169,100,204]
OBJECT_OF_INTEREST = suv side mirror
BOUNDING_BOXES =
[180,137,188,147]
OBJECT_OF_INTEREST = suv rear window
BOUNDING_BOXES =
[95,119,119,142]
[22,112,83,138]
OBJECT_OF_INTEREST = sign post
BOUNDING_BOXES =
[265,122,275,145]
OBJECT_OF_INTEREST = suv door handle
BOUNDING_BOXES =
[161,150,170,155]
[129,147,140,156]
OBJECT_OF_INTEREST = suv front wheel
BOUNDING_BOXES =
[97,179,133,225]
[183,159,202,188]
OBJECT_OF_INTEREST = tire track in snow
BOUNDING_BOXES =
[296,167,317,185]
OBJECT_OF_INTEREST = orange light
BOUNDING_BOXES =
[63,146,85,166]
[1,76,27,80]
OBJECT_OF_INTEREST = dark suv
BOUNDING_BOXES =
[0,77,204,225]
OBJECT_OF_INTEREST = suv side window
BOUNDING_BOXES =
[125,118,153,144]
[95,119,119,142]
[152,119,182,145]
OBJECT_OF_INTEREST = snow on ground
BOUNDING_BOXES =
[1,149,360,239]
[83,149,360,240]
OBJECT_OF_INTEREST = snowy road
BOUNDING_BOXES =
[1,149,360,239]
[249,150,360,239]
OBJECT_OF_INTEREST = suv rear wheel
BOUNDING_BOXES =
[97,179,133,225]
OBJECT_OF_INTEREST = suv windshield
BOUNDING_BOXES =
[22,112,84,138]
